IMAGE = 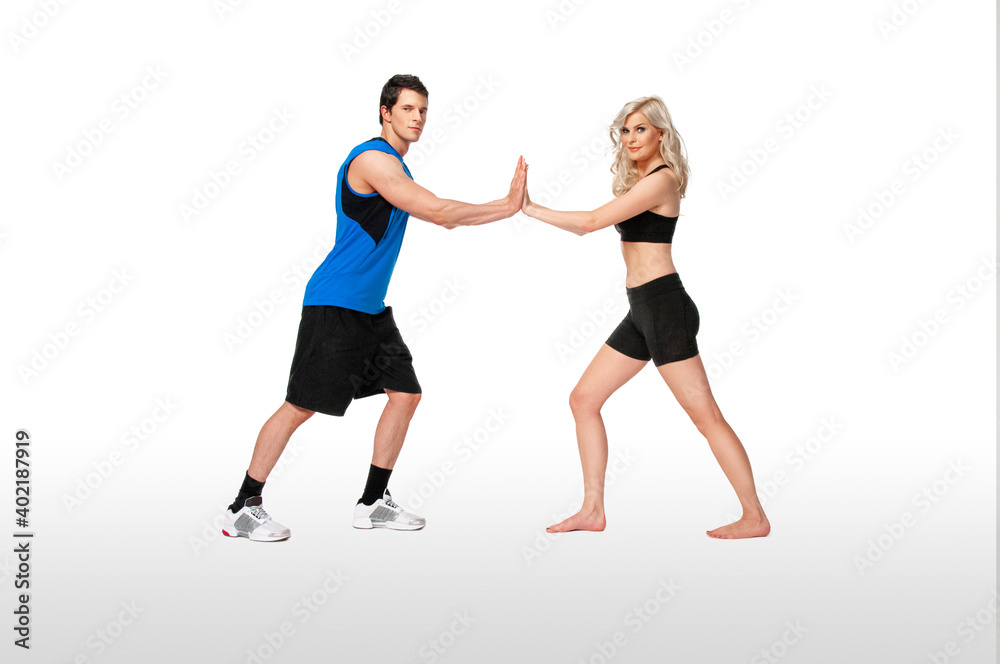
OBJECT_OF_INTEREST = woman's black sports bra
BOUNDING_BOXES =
[614,164,677,243]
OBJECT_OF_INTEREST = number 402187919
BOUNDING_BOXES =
[15,430,30,528]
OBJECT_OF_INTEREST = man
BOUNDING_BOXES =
[222,74,525,541]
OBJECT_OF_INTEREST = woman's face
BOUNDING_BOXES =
[620,111,663,163]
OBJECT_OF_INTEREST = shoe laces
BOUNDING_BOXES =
[384,496,400,511]
[248,504,271,521]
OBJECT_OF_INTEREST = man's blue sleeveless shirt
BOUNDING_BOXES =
[303,137,412,314]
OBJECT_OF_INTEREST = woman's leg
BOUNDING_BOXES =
[547,344,647,533]
[656,355,770,539]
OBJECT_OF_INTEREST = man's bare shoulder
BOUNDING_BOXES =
[351,149,403,176]
[347,148,406,194]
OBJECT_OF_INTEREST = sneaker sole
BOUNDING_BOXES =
[352,518,424,531]
[221,528,290,542]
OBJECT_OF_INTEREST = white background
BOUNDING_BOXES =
[1,0,996,662]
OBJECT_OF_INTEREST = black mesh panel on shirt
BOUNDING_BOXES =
[341,161,394,245]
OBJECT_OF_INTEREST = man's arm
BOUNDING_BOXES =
[350,152,525,229]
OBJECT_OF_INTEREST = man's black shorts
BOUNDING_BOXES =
[285,305,420,417]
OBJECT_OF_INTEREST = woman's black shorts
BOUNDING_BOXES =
[605,272,700,366]
[285,305,421,417]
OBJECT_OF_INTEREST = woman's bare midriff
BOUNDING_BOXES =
[621,241,676,288]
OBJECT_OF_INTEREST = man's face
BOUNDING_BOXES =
[384,89,427,142]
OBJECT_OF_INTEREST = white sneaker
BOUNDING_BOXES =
[353,490,425,531]
[222,496,291,542]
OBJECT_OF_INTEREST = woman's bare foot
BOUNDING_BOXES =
[706,511,770,539]
[546,507,606,533]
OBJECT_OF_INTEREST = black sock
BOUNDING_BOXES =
[229,472,265,513]
[358,465,393,506]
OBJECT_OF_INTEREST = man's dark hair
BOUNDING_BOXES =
[379,74,429,125]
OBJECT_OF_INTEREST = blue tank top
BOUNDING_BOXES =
[303,137,412,314]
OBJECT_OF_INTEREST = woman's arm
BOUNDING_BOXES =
[521,166,677,235]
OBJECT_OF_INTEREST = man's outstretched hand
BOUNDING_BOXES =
[505,156,527,216]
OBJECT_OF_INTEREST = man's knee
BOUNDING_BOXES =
[282,401,315,424]
[388,390,421,412]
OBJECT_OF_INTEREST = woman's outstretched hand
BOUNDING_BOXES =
[521,160,532,217]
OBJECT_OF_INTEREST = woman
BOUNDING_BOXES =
[522,96,769,539]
